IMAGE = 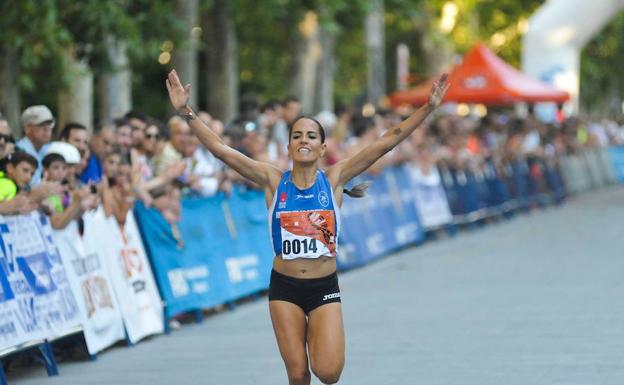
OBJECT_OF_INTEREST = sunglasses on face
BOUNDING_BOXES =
[145,133,159,140]
[0,134,13,143]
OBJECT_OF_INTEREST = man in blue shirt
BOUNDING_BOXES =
[16,105,54,186]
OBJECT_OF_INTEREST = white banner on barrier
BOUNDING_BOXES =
[89,208,164,344]
[53,216,126,355]
[407,165,453,229]
[0,213,82,350]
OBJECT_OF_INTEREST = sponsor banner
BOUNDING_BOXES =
[369,170,402,254]
[406,165,453,229]
[0,213,82,350]
[0,238,25,350]
[609,146,624,183]
[221,187,275,298]
[337,167,426,270]
[134,200,225,319]
[53,217,125,354]
[134,188,274,319]
[337,174,378,269]
[386,166,425,244]
[90,208,164,344]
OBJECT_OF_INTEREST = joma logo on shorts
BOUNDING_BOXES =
[323,293,340,301]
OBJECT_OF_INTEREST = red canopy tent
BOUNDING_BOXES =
[389,43,569,107]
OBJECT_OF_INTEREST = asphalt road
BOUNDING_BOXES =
[9,186,624,385]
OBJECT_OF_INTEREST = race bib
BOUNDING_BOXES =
[279,210,336,259]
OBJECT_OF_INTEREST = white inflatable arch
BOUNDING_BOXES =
[522,0,624,113]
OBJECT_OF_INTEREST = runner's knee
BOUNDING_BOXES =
[312,366,342,384]
[286,364,310,385]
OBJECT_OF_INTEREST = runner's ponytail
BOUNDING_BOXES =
[343,181,371,198]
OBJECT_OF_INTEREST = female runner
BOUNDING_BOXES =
[166,70,449,385]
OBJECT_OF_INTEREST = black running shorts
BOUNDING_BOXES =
[268,269,341,314]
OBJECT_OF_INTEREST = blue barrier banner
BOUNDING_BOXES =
[405,165,452,229]
[134,201,216,319]
[609,146,624,183]
[483,160,510,208]
[134,187,274,319]
[367,171,401,254]
[0,213,82,350]
[337,166,425,271]
[384,167,424,245]
[337,174,376,269]
[212,187,273,300]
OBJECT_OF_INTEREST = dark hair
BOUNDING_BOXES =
[8,150,38,169]
[124,110,147,123]
[59,122,87,141]
[146,118,168,140]
[42,153,66,168]
[261,99,281,113]
[289,116,369,199]
[282,96,300,106]
[351,116,375,138]
[113,117,131,129]
[289,116,326,144]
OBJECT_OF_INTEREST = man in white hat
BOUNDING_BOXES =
[16,105,55,186]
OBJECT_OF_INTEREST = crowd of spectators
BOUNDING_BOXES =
[0,97,623,244]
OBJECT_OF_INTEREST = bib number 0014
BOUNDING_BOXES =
[282,238,318,256]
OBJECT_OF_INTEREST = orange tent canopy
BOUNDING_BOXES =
[389,43,569,107]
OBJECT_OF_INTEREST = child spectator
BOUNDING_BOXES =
[0,151,38,200]
[41,142,99,229]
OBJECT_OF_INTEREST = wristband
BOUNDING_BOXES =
[179,106,196,122]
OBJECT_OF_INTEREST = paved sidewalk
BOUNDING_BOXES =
[9,187,624,385]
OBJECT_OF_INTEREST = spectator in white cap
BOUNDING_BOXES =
[16,105,55,186]
[40,141,98,229]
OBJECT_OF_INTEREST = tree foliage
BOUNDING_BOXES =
[580,11,624,116]
[1,0,622,121]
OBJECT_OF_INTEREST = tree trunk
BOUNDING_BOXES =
[314,20,336,113]
[417,3,453,78]
[365,0,386,106]
[204,0,238,122]
[0,46,21,137]
[58,47,94,132]
[172,0,199,107]
[396,43,409,91]
[98,37,132,126]
[289,11,321,115]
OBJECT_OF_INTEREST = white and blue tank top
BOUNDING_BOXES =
[268,170,340,260]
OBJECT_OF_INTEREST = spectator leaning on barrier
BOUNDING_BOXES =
[125,110,148,148]
[0,150,63,208]
[101,145,137,226]
[0,152,39,214]
[132,118,161,182]
[81,123,116,184]
[16,105,55,186]
[59,122,90,176]
[128,118,184,205]
[0,151,38,200]
[41,142,98,230]
[153,116,219,197]
[114,118,133,164]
